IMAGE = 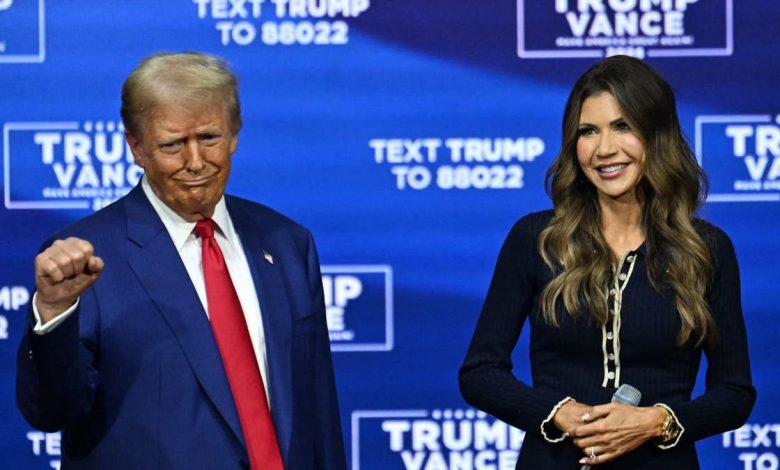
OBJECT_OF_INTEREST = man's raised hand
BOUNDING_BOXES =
[34,237,104,323]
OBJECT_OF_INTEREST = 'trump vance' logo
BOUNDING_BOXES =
[4,121,142,211]
[351,409,524,469]
[518,0,732,59]
[322,265,393,352]
[0,285,30,341]
[695,114,780,202]
[0,0,46,63]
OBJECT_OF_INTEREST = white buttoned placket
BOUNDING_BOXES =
[601,252,638,389]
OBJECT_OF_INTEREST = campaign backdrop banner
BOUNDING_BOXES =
[1,1,779,468]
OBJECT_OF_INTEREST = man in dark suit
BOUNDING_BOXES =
[16,52,346,469]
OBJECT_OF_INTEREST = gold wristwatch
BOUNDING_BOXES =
[658,407,681,443]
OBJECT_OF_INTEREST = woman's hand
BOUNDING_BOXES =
[568,404,665,465]
[552,400,594,435]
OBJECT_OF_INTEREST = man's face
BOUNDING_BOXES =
[127,102,237,221]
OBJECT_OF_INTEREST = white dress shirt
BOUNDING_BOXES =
[33,177,272,400]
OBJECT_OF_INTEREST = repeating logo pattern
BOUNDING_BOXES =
[322,265,394,352]
[0,285,29,340]
[695,114,780,202]
[517,0,732,59]
[370,137,546,191]
[194,0,371,47]
[3,121,140,211]
[722,423,780,470]
[0,0,46,63]
[351,409,524,470]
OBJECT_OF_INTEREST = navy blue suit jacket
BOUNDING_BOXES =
[17,185,346,469]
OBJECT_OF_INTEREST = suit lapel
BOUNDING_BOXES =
[122,186,245,448]
[227,198,294,462]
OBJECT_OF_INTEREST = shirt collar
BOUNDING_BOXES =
[141,176,235,251]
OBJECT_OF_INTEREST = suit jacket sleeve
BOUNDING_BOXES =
[304,231,348,468]
[17,285,100,432]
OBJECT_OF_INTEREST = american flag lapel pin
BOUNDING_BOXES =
[263,250,274,265]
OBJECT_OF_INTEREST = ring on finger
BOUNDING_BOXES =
[590,447,597,461]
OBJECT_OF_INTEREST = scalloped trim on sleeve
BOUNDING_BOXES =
[541,396,574,443]
[654,403,685,449]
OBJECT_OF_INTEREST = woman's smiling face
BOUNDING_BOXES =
[576,92,646,205]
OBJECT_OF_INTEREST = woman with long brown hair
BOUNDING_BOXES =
[459,55,755,468]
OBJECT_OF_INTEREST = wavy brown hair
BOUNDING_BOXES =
[538,55,717,347]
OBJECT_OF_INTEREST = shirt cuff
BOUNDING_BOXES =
[541,396,574,443]
[31,292,79,335]
[653,403,684,449]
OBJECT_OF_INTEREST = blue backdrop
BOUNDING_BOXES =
[1,1,779,468]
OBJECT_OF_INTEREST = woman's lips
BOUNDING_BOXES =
[597,163,628,178]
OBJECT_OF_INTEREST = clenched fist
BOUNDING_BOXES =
[35,237,104,323]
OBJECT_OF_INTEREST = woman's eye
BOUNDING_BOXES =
[578,127,595,136]
[615,121,631,131]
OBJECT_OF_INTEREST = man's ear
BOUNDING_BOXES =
[125,131,145,168]
[229,132,238,155]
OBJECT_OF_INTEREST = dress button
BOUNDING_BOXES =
[627,255,635,262]
[607,332,614,340]
[618,273,627,281]
[607,371,615,380]
[609,288,617,296]
[608,353,615,360]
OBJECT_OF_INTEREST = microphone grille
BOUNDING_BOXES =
[613,384,642,406]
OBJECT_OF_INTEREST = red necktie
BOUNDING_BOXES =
[194,219,284,470]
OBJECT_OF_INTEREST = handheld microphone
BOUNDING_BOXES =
[580,383,642,470]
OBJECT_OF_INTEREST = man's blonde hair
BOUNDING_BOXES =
[120,52,242,137]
